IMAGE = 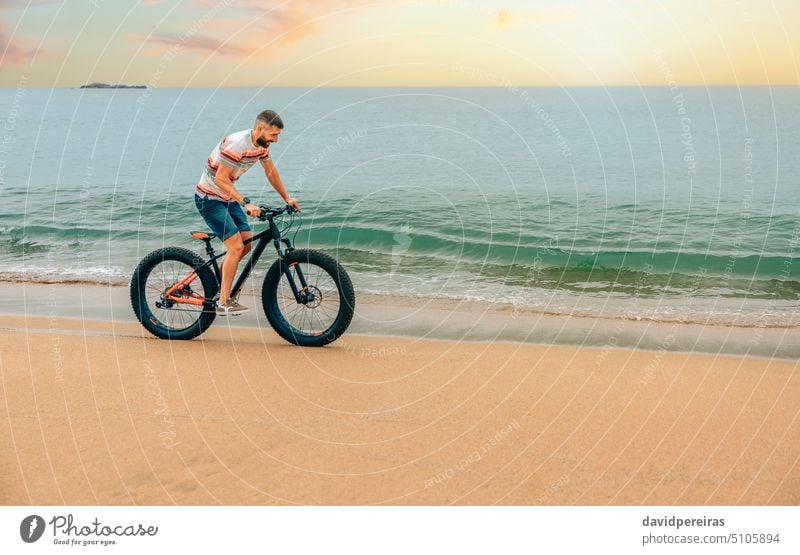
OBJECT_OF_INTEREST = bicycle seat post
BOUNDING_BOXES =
[202,237,215,257]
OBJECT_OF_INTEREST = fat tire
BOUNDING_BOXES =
[262,249,355,346]
[130,246,218,340]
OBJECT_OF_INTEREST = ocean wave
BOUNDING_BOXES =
[289,225,799,278]
[0,235,50,255]
[2,266,797,327]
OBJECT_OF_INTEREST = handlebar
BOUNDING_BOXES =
[257,203,298,221]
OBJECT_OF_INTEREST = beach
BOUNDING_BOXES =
[4,1,800,550]
[1,283,798,505]
[1,84,799,506]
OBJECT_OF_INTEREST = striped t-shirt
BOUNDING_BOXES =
[196,129,270,200]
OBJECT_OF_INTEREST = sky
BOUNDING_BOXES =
[1,0,798,87]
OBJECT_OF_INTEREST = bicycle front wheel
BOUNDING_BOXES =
[262,249,355,346]
[130,246,218,340]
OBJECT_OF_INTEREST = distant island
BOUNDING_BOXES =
[79,82,147,89]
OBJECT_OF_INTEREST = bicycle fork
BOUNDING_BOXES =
[282,259,315,303]
[271,235,316,305]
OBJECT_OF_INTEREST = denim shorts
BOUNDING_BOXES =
[195,194,251,241]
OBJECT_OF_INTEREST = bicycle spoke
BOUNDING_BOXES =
[144,258,205,331]
[274,261,341,336]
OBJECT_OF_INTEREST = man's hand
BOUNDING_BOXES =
[285,197,301,212]
[244,203,262,217]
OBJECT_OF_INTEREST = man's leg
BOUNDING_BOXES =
[223,198,253,303]
[219,232,244,304]
[196,195,250,308]
[228,230,253,303]
[240,230,253,257]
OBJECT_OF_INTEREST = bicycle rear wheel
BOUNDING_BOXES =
[262,249,355,346]
[130,246,218,340]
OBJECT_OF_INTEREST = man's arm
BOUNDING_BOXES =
[214,165,260,216]
[261,157,300,211]
[214,165,244,203]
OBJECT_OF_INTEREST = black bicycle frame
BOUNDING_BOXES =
[193,216,310,306]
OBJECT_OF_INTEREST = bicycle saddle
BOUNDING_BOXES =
[190,231,217,241]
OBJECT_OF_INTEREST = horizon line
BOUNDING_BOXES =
[3,83,799,89]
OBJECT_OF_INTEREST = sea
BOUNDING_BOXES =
[1,85,798,328]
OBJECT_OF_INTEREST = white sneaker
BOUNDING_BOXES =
[215,299,249,316]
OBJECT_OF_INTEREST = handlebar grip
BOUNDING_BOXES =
[256,203,297,220]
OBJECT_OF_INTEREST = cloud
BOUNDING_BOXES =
[195,0,368,46]
[139,0,336,60]
[237,9,320,49]
[0,20,36,65]
[221,0,363,14]
[0,1,56,65]
[147,31,255,56]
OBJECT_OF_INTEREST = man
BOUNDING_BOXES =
[195,110,301,316]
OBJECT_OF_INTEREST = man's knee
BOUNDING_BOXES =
[225,235,245,258]
[241,232,253,255]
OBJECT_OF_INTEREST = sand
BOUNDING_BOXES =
[1,310,798,505]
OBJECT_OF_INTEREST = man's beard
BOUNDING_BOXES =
[256,137,269,147]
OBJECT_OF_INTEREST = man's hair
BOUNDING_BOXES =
[255,109,284,129]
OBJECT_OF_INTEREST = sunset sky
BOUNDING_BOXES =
[1,0,798,87]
